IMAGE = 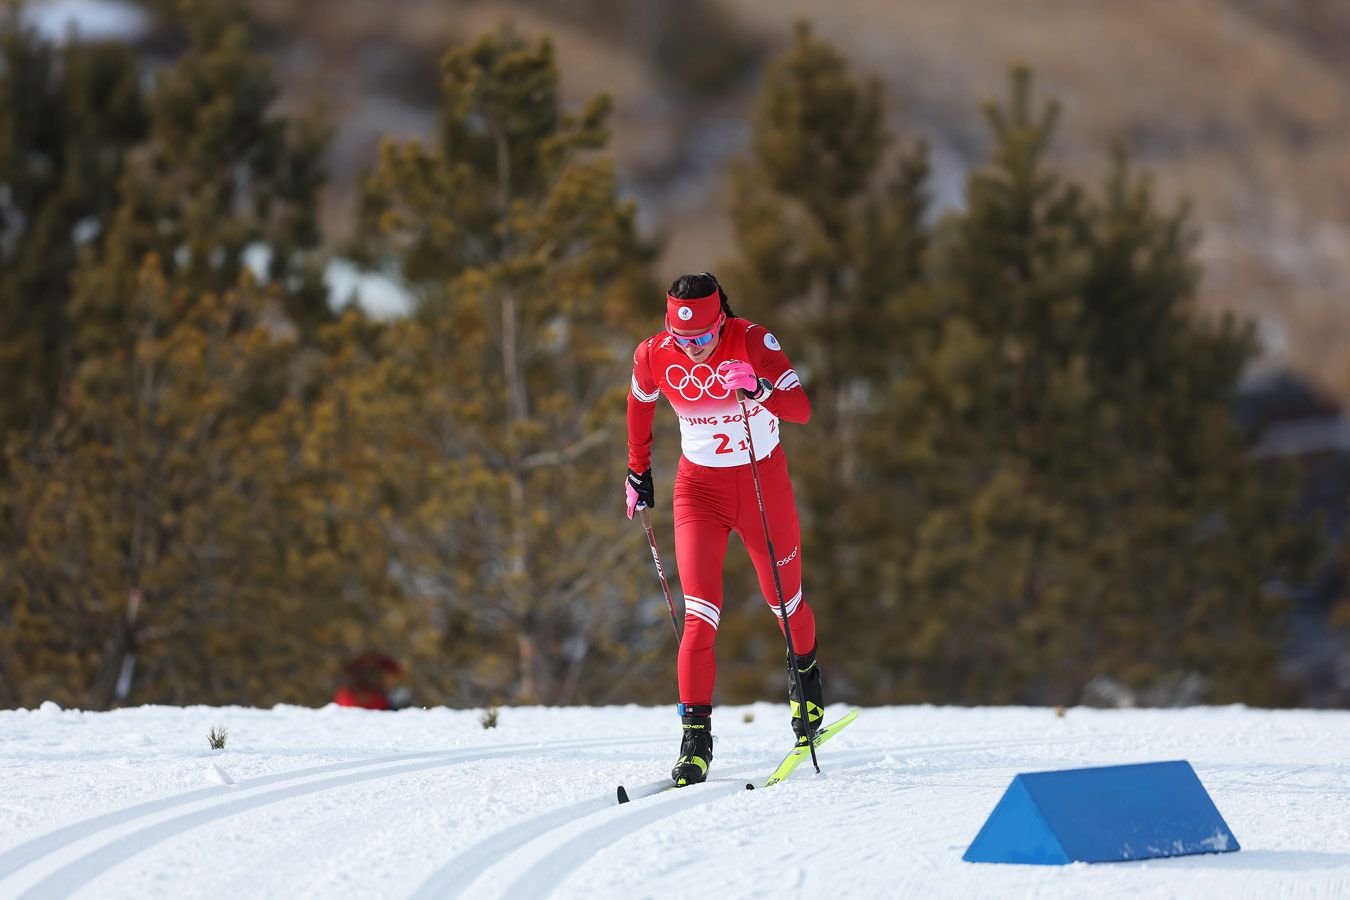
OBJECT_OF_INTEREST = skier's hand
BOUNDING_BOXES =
[717,359,769,399]
[626,468,654,519]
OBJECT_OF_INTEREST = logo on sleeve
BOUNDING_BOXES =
[764,332,780,350]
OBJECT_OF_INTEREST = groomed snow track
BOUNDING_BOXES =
[1,704,1346,899]
[0,726,1094,899]
[0,736,661,899]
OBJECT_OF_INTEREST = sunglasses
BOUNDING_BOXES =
[667,312,725,348]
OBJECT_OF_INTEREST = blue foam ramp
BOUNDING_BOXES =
[963,760,1240,865]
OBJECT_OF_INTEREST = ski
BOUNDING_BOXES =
[617,709,859,803]
[750,708,860,790]
[616,780,677,804]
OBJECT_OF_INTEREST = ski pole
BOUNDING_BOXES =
[736,391,820,773]
[638,505,682,641]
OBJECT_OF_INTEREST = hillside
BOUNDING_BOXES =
[205,0,1350,403]
[724,0,1350,399]
[25,0,1350,400]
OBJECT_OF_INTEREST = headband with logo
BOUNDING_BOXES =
[665,289,721,333]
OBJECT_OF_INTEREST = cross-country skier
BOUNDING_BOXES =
[625,272,824,786]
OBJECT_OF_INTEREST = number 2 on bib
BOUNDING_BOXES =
[713,433,749,455]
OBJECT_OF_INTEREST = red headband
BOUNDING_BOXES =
[665,289,721,332]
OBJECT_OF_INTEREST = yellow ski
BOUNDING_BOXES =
[756,708,860,789]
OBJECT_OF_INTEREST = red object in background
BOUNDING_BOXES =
[333,651,405,709]
[333,686,392,710]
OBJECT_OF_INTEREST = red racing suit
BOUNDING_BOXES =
[627,317,815,705]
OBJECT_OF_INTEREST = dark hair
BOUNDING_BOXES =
[667,272,736,318]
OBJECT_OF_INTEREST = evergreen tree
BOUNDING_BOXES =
[720,21,928,700]
[0,2,365,709]
[0,14,147,438]
[872,70,1316,705]
[0,260,348,708]
[69,0,329,360]
[354,28,655,703]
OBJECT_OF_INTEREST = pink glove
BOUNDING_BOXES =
[716,359,759,394]
[625,480,640,520]
[626,468,653,520]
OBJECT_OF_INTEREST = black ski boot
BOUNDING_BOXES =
[788,645,825,745]
[671,704,713,786]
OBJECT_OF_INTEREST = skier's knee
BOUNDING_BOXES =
[680,614,718,651]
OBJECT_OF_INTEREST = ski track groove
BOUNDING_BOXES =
[407,761,777,900]
[496,752,883,900]
[422,732,1101,899]
[2,736,658,900]
[0,747,473,882]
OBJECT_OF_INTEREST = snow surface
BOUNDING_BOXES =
[0,703,1347,899]
[323,258,414,320]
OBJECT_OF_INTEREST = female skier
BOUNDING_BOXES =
[625,272,823,786]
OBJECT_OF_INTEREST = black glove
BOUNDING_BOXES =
[626,468,654,518]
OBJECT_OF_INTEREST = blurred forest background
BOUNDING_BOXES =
[2,0,1347,712]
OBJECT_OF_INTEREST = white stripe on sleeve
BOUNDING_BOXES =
[631,374,661,403]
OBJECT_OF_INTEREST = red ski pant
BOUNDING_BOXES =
[673,447,816,706]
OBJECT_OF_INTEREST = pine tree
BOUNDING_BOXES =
[69,0,329,361]
[720,21,928,699]
[0,3,363,708]
[0,14,147,438]
[1,259,321,707]
[354,28,655,703]
[874,70,1316,705]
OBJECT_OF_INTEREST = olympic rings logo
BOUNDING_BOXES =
[666,363,729,401]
